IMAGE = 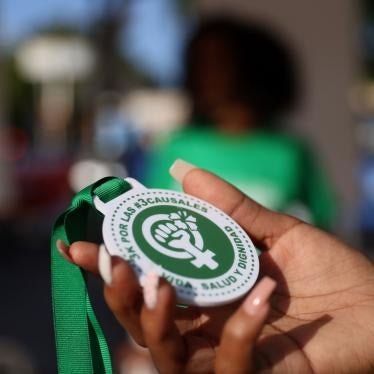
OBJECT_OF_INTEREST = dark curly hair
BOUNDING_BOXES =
[184,17,300,124]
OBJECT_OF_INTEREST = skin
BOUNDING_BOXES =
[67,169,374,373]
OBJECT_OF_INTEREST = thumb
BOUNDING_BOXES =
[215,277,276,374]
[169,159,300,249]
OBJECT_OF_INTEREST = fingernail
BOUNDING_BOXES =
[142,271,160,310]
[243,277,276,316]
[169,159,197,184]
[98,244,112,286]
[56,239,71,262]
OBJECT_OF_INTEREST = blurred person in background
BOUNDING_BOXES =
[145,17,336,230]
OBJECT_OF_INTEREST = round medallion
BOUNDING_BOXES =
[100,188,259,306]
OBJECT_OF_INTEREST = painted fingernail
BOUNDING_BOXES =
[56,239,71,262]
[98,244,112,286]
[142,271,160,310]
[169,159,197,184]
[243,277,276,316]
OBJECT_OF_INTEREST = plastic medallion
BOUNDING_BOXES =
[94,178,259,307]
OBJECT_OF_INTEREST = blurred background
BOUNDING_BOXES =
[0,0,374,373]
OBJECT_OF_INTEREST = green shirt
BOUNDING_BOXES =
[145,126,336,230]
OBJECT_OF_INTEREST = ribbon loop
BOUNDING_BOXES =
[51,177,132,373]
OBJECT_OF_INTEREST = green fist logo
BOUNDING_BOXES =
[142,210,219,270]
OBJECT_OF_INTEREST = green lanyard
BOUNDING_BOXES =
[51,177,132,373]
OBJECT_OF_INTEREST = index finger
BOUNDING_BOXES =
[215,277,276,374]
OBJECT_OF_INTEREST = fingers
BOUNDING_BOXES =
[60,240,146,345]
[170,159,299,249]
[215,277,276,374]
[141,274,186,373]
[103,257,145,345]
[56,240,101,275]
[65,239,189,364]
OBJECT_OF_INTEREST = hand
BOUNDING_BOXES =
[60,163,374,373]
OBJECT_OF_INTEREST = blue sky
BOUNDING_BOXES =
[1,0,90,44]
[1,0,187,84]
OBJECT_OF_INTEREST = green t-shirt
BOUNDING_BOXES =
[145,126,336,230]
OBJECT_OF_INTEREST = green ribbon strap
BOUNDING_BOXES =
[51,177,132,373]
